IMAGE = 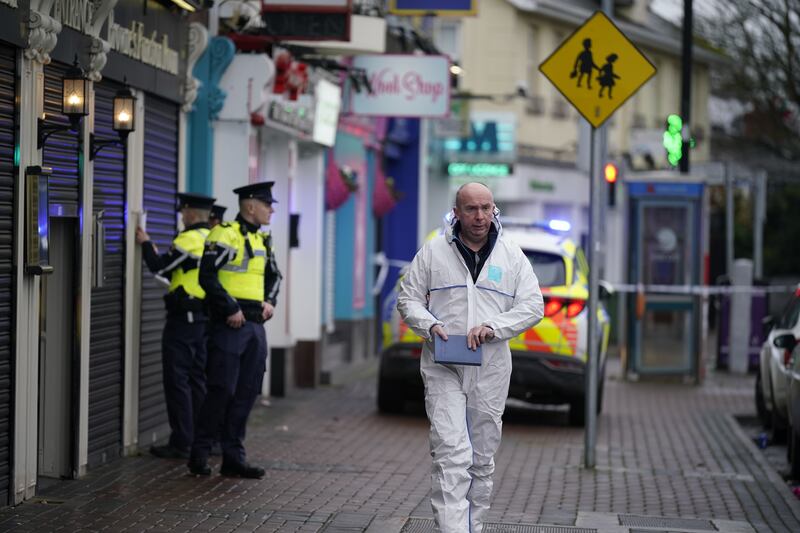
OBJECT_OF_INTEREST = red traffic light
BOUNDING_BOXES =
[604,163,618,183]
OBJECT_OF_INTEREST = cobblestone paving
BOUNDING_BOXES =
[0,358,798,532]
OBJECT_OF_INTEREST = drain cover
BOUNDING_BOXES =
[628,530,685,533]
[401,519,596,533]
[618,515,716,530]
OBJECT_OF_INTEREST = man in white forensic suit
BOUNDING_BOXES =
[398,182,544,532]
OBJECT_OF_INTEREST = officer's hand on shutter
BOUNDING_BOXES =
[135,227,151,245]
[262,302,274,321]
[226,310,246,329]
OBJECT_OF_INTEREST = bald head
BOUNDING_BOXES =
[452,182,495,249]
[454,182,494,209]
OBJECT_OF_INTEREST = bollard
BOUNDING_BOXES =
[729,259,753,375]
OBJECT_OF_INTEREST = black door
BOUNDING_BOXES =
[0,43,16,505]
[138,95,178,447]
[87,80,127,466]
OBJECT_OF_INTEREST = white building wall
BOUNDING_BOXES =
[260,132,293,349]
[290,147,325,341]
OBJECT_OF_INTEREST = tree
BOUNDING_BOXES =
[696,0,800,159]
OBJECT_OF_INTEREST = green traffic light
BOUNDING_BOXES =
[663,114,683,167]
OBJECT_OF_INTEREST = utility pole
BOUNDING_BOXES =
[679,0,693,173]
[584,0,614,471]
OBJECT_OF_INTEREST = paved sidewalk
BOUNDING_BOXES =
[0,357,799,532]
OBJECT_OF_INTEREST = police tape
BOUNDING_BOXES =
[607,283,798,296]
[371,254,799,297]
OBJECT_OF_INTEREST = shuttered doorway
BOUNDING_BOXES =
[0,43,16,505]
[138,95,178,447]
[87,80,126,467]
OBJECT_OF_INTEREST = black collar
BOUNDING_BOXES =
[236,213,260,234]
[185,222,209,231]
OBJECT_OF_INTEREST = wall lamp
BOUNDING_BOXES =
[37,56,90,150]
[90,86,136,161]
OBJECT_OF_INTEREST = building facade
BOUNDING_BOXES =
[0,0,196,505]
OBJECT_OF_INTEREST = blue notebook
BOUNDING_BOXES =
[434,335,482,366]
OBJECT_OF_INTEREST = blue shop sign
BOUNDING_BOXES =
[389,0,476,16]
[628,182,703,198]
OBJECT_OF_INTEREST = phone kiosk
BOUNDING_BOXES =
[625,173,709,381]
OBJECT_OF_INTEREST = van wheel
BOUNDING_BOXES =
[377,380,404,414]
[568,400,586,426]
[790,429,800,481]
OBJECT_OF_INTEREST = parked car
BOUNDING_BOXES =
[786,337,800,479]
[377,221,611,425]
[756,286,800,440]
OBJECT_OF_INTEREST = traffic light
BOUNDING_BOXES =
[604,162,618,207]
[663,114,683,167]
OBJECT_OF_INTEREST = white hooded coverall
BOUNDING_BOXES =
[397,218,544,533]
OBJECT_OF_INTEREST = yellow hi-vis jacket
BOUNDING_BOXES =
[199,219,282,320]
[167,228,210,299]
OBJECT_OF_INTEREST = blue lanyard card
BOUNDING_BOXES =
[434,335,482,366]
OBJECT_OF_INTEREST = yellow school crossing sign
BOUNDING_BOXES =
[539,11,656,128]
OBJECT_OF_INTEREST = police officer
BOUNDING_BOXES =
[209,204,226,229]
[136,192,216,459]
[188,182,282,478]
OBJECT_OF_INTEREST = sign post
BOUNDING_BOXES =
[539,11,656,468]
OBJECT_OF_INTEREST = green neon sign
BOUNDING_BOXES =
[447,162,511,178]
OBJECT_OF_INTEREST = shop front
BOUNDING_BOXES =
[0,0,23,505]
[209,51,341,394]
[5,0,189,504]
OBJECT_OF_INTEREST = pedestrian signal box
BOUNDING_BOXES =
[663,114,683,166]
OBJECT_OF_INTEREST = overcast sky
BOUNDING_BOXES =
[651,0,723,24]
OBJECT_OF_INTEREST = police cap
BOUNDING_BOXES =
[177,192,216,211]
[233,182,278,204]
[210,204,227,220]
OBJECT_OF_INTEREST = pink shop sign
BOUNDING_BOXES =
[350,55,450,118]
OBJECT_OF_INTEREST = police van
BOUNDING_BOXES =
[378,220,611,425]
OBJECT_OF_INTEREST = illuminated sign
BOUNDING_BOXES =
[262,1,352,42]
[266,97,314,135]
[443,111,515,163]
[446,162,512,178]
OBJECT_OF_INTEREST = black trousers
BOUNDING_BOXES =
[191,321,267,465]
[161,318,208,450]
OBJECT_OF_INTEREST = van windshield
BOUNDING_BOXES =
[525,251,566,287]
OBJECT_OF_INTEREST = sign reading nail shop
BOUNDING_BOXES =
[49,0,182,75]
[350,55,450,117]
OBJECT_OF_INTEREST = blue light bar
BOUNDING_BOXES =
[548,219,571,232]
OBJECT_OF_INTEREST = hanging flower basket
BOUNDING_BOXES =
[373,168,403,218]
[325,153,351,211]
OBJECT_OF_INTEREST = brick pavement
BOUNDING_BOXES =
[0,357,798,532]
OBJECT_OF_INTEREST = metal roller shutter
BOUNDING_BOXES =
[138,95,178,446]
[0,44,15,505]
[87,81,126,467]
[42,62,80,217]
